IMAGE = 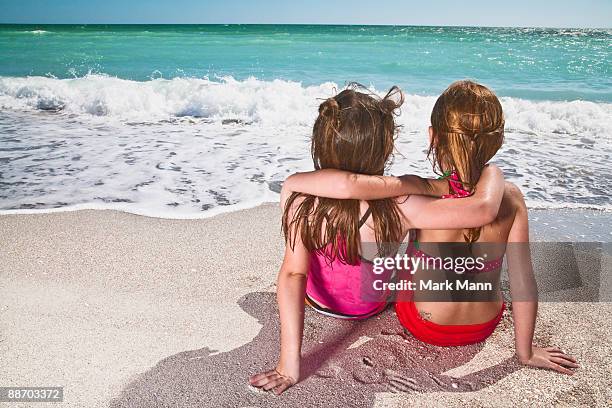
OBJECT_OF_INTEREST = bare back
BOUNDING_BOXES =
[404,182,526,325]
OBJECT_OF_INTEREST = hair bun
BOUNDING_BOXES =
[380,98,399,115]
[380,86,405,115]
[319,97,340,119]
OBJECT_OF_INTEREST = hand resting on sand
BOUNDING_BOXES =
[519,345,579,375]
[249,364,298,395]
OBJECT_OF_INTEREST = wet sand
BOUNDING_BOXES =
[0,206,610,407]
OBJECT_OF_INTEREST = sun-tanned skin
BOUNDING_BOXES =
[414,181,578,373]
[250,80,577,395]
[249,165,509,395]
[280,168,579,380]
[411,182,523,327]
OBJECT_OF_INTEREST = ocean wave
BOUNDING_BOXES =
[0,75,610,139]
[0,74,336,125]
[1,75,610,217]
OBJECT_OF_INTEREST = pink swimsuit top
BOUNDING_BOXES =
[306,171,502,317]
[306,208,394,318]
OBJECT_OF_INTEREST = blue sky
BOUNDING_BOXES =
[1,0,610,27]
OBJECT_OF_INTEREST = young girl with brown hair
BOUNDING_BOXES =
[249,84,508,395]
[279,80,578,381]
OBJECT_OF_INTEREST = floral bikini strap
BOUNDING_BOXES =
[439,170,472,199]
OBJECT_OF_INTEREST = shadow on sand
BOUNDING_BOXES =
[109,292,520,407]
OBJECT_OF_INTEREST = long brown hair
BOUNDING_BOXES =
[428,80,505,243]
[283,84,404,264]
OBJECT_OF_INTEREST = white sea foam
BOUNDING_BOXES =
[0,74,336,125]
[0,75,610,217]
[1,74,610,136]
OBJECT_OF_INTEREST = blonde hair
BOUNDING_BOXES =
[428,80,505,243]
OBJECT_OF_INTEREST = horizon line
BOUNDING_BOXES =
[0,22,610,30]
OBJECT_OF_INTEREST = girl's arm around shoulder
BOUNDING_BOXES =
[283,169,439,200]
[397,164,505,230]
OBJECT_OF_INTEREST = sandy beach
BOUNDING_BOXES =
[1,205,611,407]
[1,12,610,408]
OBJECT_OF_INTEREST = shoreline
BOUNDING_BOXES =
[0,198,279,221]
[1,205,610,407]
[1,200,611,224]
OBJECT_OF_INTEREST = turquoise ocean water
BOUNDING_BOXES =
[0,25,610,218]
[1,24,610,101]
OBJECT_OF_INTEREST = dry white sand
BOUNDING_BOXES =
[0,206,610,407]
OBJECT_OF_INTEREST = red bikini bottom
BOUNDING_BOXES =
[395,301,505,347]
